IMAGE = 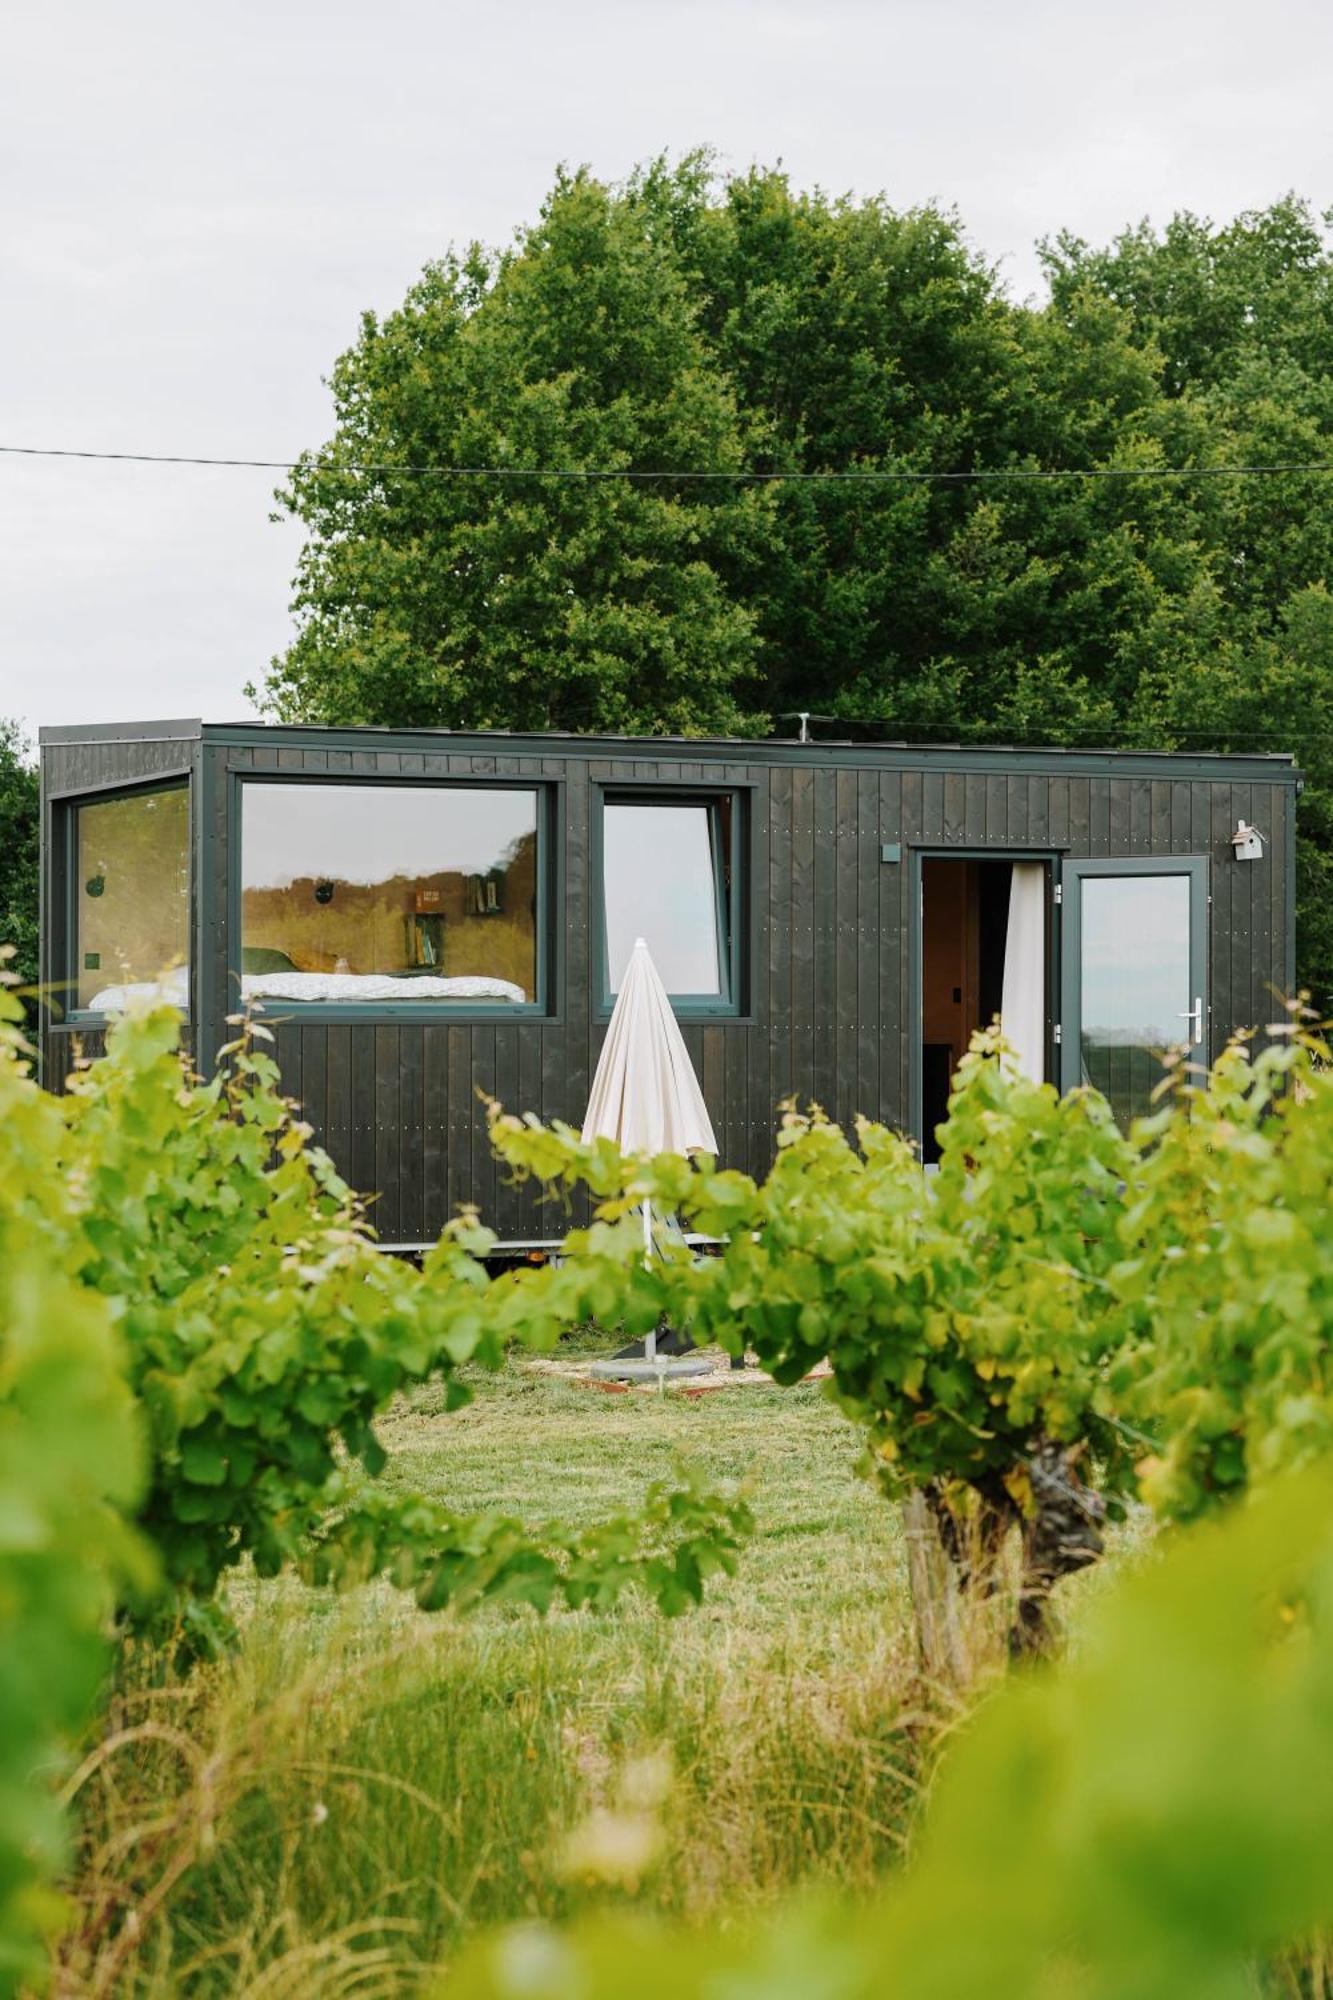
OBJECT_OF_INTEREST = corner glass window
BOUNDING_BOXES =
[72,784,190,1012]
[602,795,737,1005]
[239,782,541,1006]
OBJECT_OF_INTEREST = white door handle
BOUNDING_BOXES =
[1177,996,1203,1046]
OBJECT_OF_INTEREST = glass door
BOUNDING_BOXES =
[1059,857,1208,1125]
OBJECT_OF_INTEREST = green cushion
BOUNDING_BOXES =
[241,946,299,975]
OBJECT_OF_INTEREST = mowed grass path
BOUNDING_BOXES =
[384,1361,906,1627]
[82,1362,921,1996]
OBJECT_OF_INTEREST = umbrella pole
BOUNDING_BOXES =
[642,1199,656,1363]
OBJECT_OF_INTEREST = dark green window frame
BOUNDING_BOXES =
[230,773,558,1022]
[59,773,193,1024]
[1058,854,1210,1096]
[593,785,748,1019]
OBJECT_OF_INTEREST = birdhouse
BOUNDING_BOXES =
[1230,820,1264,863]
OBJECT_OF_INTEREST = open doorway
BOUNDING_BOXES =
[920,857,1049,1162]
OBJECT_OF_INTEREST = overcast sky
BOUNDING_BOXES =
[2,0,1330,746]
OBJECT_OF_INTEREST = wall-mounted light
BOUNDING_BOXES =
[1230,820,1264,863]
[85,874,105,898]
[314,878,336,905]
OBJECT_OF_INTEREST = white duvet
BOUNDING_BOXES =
[87,967,526,1011]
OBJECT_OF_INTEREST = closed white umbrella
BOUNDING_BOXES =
[583,938,717,1367]
[584,938,718,1159]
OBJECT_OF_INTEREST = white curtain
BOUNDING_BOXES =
[1000,863,1046,1082]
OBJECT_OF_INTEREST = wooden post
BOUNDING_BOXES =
[902,1488,970,1688]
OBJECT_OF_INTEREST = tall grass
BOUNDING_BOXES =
[56,1365,935,1995]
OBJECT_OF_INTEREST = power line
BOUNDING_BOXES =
[2,443,1333,483]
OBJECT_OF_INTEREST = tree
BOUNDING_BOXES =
[0,721,38,998]
[262,163,771,735]
[264,164,1333,1007]
[1043,199,1333,1005]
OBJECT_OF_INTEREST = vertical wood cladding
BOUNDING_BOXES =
[39,727,1299,1244]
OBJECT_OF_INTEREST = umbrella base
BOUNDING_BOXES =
[612,1320,697,1360]
[586,1356,716,1383]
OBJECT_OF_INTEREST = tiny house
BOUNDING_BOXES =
[39,720,1300,1245]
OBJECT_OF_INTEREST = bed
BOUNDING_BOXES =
[85,967,527,1011]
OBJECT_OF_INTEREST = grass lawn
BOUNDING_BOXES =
[69,1356,926,1996]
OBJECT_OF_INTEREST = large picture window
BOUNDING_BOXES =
[601,793,740,1010]
[239,782,543,1008]
[71,783,190,1013]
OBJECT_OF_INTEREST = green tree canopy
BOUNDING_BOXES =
[0,720,38,999]
[263,162,1333,1006]
[265,163,770,735]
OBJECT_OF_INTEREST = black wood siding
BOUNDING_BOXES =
[40,727,1299,1246]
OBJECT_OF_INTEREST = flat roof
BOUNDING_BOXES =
[38,717,1301,785]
